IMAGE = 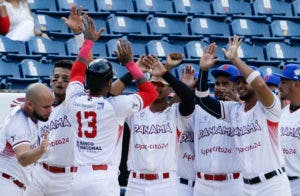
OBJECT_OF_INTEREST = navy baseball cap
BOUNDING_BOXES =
[229,66,263,83]
[264,74,280,87]
[274,64,300,81]
[211,64,239,78]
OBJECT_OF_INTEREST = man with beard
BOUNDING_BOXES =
[0,83,52,196]
[195,36,291,196]
[275,64,300,196]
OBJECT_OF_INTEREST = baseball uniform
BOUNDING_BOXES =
[0,105,39,195]
[189,105,243,196]
[25,101,76,196]
[279,106,300,196]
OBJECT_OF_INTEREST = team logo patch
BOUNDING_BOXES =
[97,102,104,110]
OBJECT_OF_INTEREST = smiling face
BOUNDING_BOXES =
[50,67,70,103]
[235,78,255,101]
[278,78,296,100]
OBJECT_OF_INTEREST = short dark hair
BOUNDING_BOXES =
[53,60,73,71]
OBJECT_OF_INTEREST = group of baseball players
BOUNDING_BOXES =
[0,5,299,196]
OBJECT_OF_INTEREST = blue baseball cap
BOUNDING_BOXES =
[211,64,239,78]
[264,74,280,87]
[274,64,300,81]
[229,66,263,83]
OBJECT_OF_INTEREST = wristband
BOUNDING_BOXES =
[125,61,144,81]
[74,32,84,50]
[246,71,260,84]
[78,39,94,61]
[120,72,133,86]
[195,89,210,98]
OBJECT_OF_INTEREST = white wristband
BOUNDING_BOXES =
[74,32,84,50]
[246,71,260,84]
[195,89,210,98]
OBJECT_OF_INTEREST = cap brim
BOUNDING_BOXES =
[211,70,230,78]
[229,75,243,83]
[273,73,292,80]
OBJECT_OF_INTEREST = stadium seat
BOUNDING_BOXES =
[57,0,96,13]
[173,0,212,16]
[34,14,70,36]
[265,42,297,61]
[253,0,293,17]
[148,16,189,37]
[146,40,185,58]
[293,0,300,16]
[27,37,68,59]
[0,35,27,58]
[6,78,40,90]
[96,0,134,14]
[107,15,149,36]
[66,38,108,58]
[190,17,230,39]
[231,18,271,39]
[211,0,252,17]
[135,0,174,14]
[93,15,110,36]
[0,61,21,78]
[270,20,300,38]
[19,59,53,79]
[106,38,147,58]
[258,65,282,76]
[27,0,57,13]
[185,41,209,59]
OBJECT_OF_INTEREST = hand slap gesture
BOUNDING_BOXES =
[61,5,85,34]
[142,55,167,77]
[115,38,134,65]
[82,15,105,42]
[200,43,218,71]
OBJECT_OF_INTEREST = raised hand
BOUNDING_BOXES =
[142,55,167,77]
[200,43,218,71]
[115,39,134,65]
[82,15,104,42]
[61,5,84,34]
[181,65,197,89]
[222,35,243,61]
[165,53,183,71]
[136,55,150,73]
[39,132,48,154]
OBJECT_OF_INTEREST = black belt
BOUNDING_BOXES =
[180,178,195,187]
[243,167,285,185]
[288,176,299,181]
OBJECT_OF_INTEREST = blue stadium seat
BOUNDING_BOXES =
[34,14,70,36]
[93,15,110,36]
[270,20,300,38]
[107,15,149,36]
[148,16,189,37]
[190,18,230,39]
[0,61,21,78]
[96,0,134,14]
[27,0,57,13]
[173,0,212,16]
[0,35,27,58]
[185,41,209,59]
[293,0,300,16]
[66,38,108,58]
[19,59,53,79]
[27,37,68,59]
[135,0,174,14]
[211,0,252,17]
[106,38,147,58]
[253,0,293,17]
[57,0,96,13]
[231,18,271,38]
[6,78,40,90]
[258,65,282,76]
[146,40,185,58]
[265,42,297,61]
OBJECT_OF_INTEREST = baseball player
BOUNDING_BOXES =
[24,60,75,196]
[276,64,300,196]
[186,62,244,196]
[124,55,195,196]
[65,15,157,196]
[195,36,290,196]
[0,83,52,195]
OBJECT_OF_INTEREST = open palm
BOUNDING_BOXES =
[222,36,243,61]
[200,43,218,71]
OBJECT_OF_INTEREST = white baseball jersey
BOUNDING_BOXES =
[66,81,142,167]
[126,103,188,173]
[221,95,284,178]
[0,105,39,186]
[38,101,75,167]
[190,105,241,173]
[279,106,300,176]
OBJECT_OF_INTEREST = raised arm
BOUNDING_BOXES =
[144,55,195,116]
[196,43,222,118]
[115,39,158,108]
[222,36,275,107]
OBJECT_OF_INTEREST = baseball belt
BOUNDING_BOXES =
[288,176,299,181]
[243,167,285,185]
[132,172,170,180]
[41,163,78,173]
[197,172,240,181]
[1,172,26,190]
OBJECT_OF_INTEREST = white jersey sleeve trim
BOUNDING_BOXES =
[12,140,31,148]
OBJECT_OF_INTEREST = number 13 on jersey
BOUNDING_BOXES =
[76,111,97,138]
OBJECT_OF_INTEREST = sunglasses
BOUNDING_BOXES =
[151,81,169,87]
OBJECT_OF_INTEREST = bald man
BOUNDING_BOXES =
[0,83,53,196]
